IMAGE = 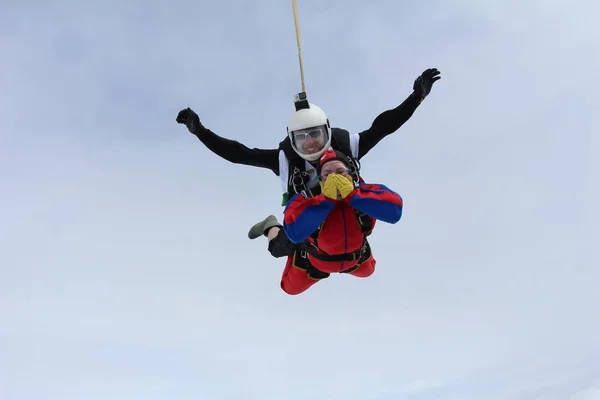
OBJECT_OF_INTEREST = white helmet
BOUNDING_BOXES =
[287,103,332,162]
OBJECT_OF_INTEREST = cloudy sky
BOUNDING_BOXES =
[1,0,599,399]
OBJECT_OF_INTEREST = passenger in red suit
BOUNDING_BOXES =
[280,148,403,295]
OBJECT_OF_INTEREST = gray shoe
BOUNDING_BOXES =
[248,215,281,239]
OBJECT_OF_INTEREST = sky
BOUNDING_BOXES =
[1,0,599,399]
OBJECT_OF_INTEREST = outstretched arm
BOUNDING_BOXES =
[194,124,280,173]
[283,194,336,244]
[345,183,403,224]
[356,68,441,159]
[176,108,280,174]
[356,92,421,159]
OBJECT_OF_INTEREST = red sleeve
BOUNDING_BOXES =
[283,194,336,243]
[346,183,403,223]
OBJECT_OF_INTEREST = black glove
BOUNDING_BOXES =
[413,68,441,100]
[176,107,202,134]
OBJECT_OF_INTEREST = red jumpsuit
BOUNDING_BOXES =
[280,182,403,295]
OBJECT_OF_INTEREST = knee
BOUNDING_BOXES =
[351,258,376,278]
[354,267,375,278]
[280,270,321,295]
[268,231,295,258]
[280,281,309,295]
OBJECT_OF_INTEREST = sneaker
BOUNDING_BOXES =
[248,215,281,239]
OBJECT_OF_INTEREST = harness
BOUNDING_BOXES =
[279,128,362,201]
[278,128,373,263]
[303,236,369,262]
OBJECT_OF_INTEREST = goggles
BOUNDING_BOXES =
[293,127,325,141]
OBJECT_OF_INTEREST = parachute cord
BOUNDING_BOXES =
[292,0,306,92]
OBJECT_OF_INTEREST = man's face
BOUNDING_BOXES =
[320,160,349,181]
[293,127,326,155]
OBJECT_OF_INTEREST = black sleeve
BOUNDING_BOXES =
[356,92,422,159]
[192,125,280,175]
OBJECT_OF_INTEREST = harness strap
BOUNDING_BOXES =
[355,209,373,234]
[290,166,309,198]
[301,239,368,262]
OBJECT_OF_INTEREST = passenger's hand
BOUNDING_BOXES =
[321,174,340,200]
[332,174,355,199]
